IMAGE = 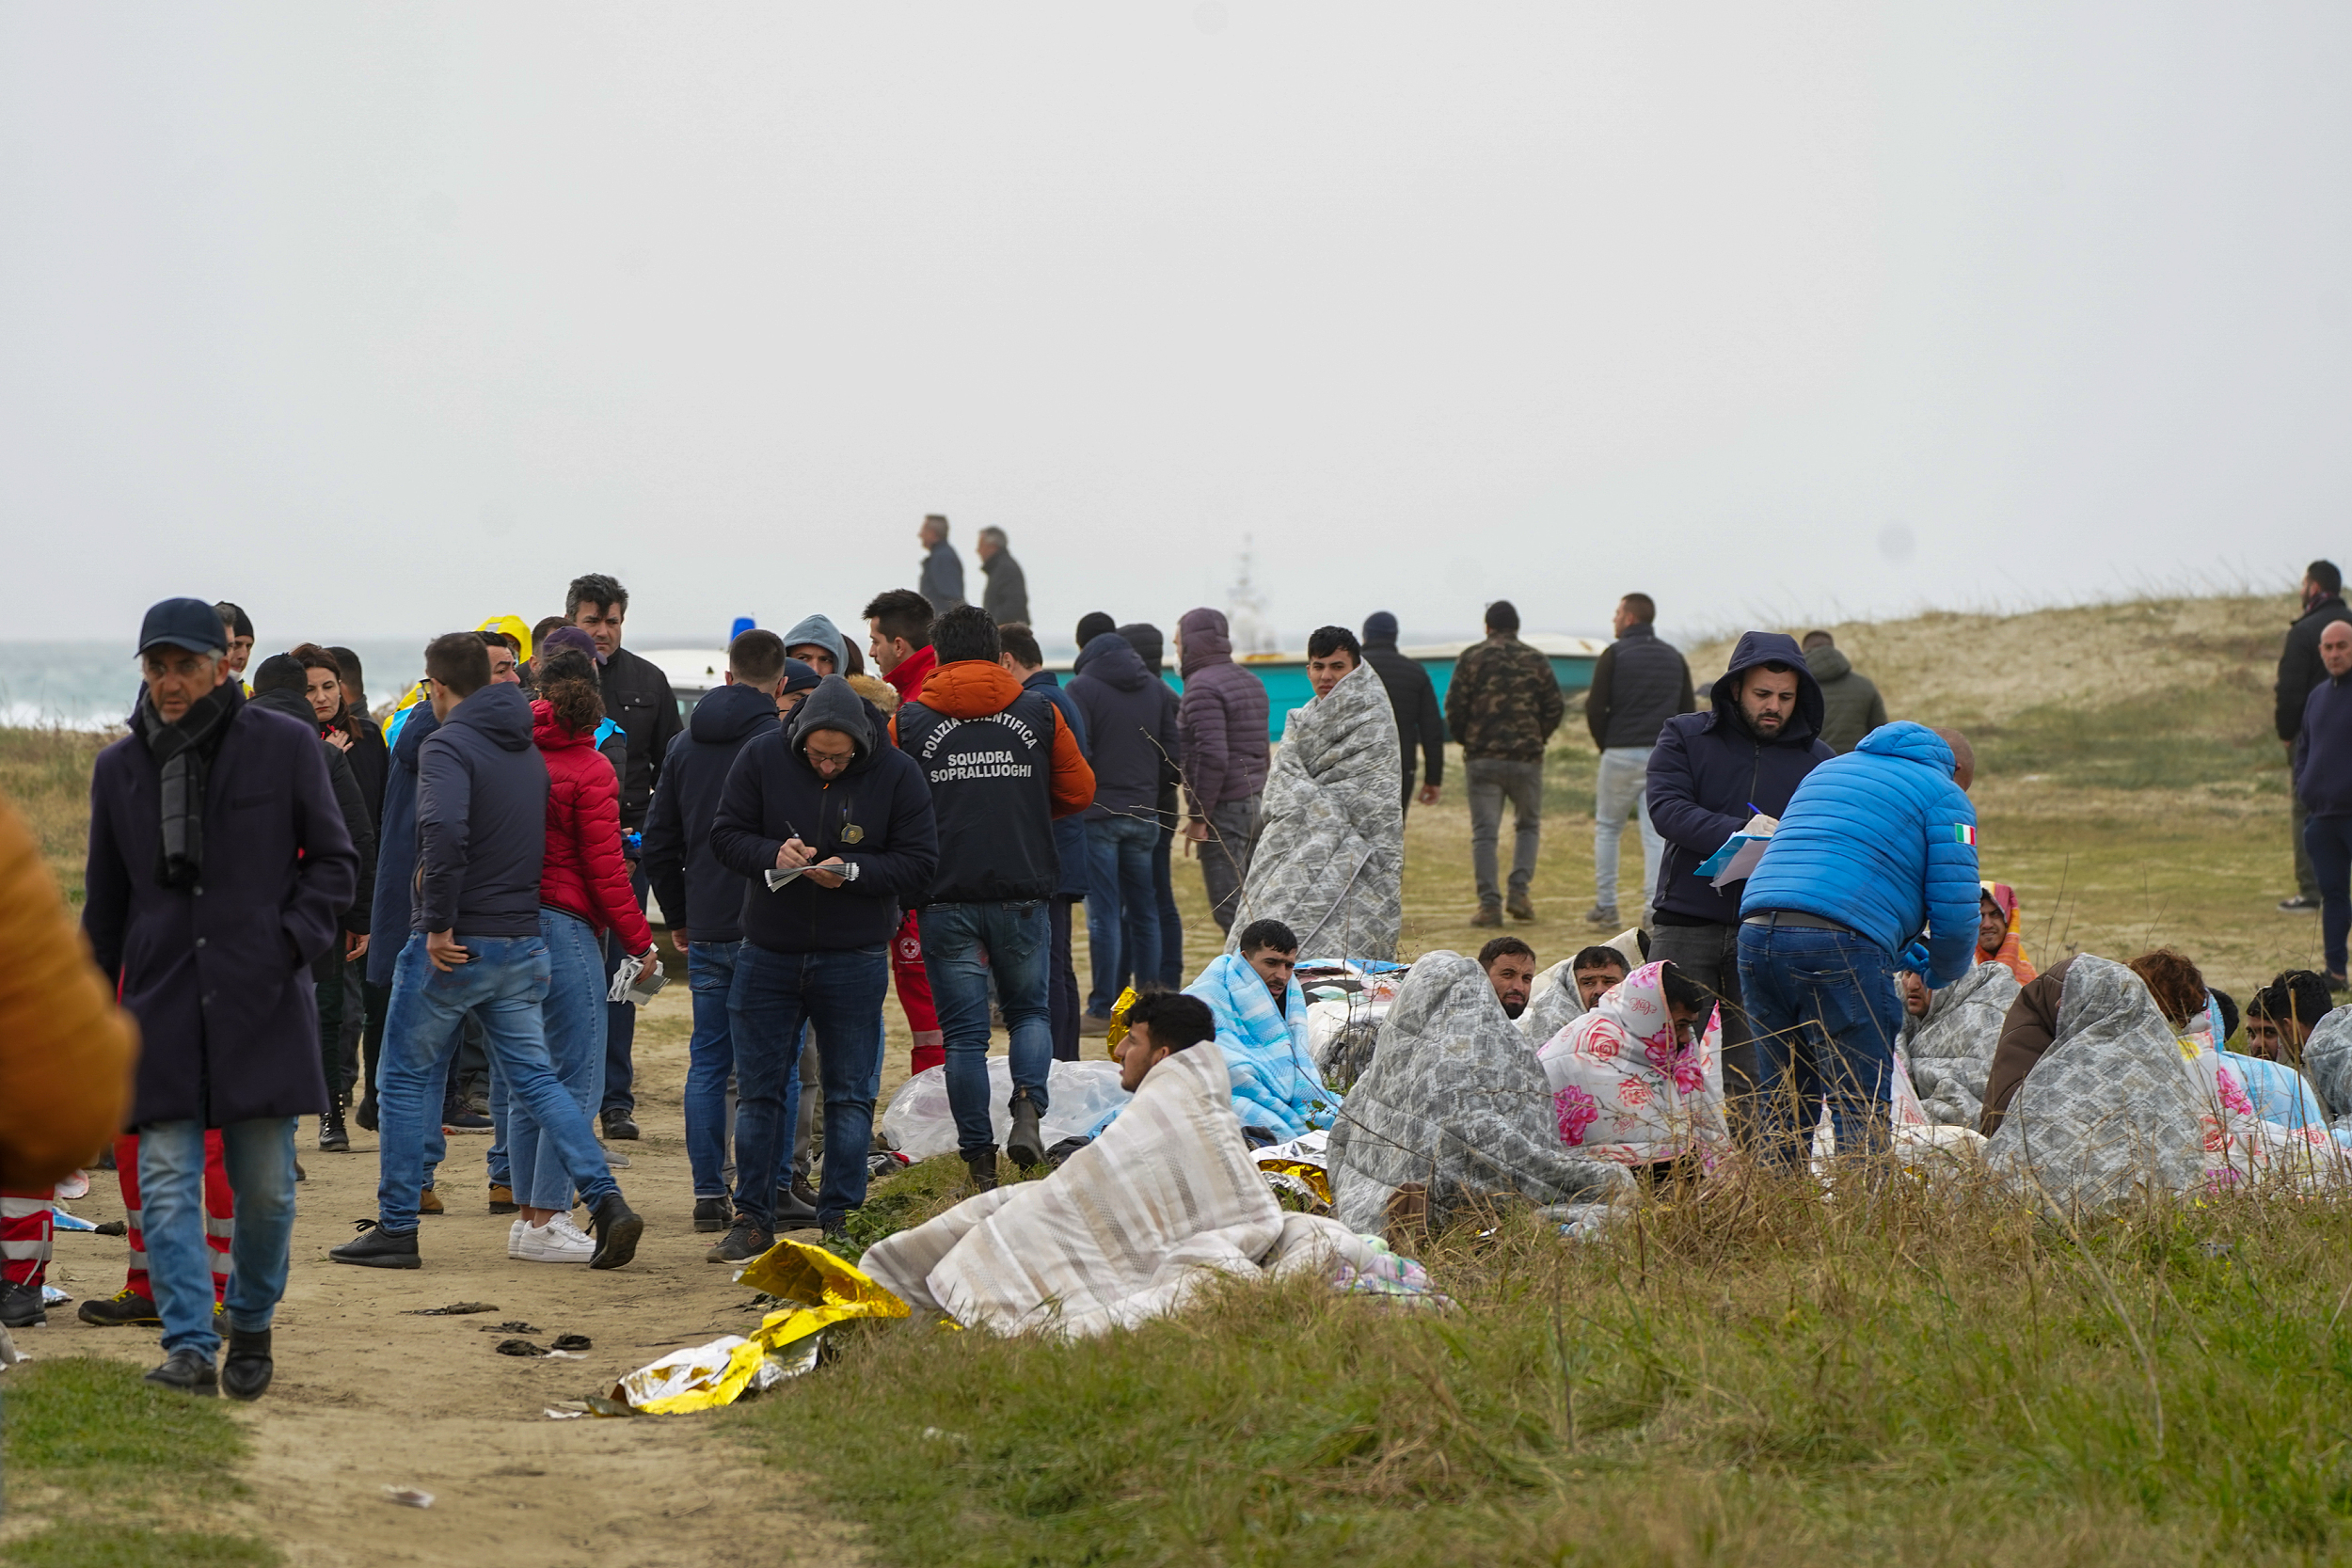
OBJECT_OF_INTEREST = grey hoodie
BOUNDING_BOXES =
[782,613,850,674]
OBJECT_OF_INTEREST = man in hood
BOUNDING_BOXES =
[977,526,1029,627]
[2279,561,2350,912]
[1069,628,1181,1031]
[1645,631,1834,1128]
[896,608,1094,1184]
[916,515,966,614]
[709,674,938,1252]
[1582,594,1692,929]
[1000,623,1095,1061]
[642,630,818,1231]
[334,633,644,1275]
[1445,599,1565,928]
[562,573,679,1142]
[1117,620,1185,990]
[1739,720,1979,1164]
[1799,631,1886,754]
[1360,611,1444,815]
[1175,608,1270,933]
[783,613,850,677]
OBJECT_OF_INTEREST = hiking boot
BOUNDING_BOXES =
[1007,1092,1047,1169]
[2280,895,2323,913]
[1507,892,1537,923]
[1,1280,45,1329]
[965,1148,1001,1192]
[692,1196,731,1233]
[328,1221,421,1270]
[516,1214,596,1264]
[704,1217,771,1264]
[443,1108,493,1132]
[144,1348,217,1396]
[1470,901,1503,928]
[600,1110,640,1142]
[221,1326,273,1402]
[418,1188,445,1216]
[588,1194,644,1271]
[772,1186,820,1232]
[1078,1012,1113,1037]
[318,1103,350,1152]
[790,1175,821,1212]
[487,1184,518,1215]
[78,1288,161,1327]
[354,1095,380,1132]
[1582,903,1619,928]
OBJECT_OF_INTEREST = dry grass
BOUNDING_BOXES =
[0,726,107,902]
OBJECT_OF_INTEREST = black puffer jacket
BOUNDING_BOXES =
[1584,623,1693,751]
[1068,632,1181,826]
[642,680,779,944]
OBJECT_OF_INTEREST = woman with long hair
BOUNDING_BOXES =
[512,648,660,1262]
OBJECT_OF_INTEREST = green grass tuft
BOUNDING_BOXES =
[0,1524,278,1568]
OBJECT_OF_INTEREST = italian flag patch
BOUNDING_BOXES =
[1954,825,1978,846]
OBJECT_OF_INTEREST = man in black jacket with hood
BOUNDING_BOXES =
[1361,611,1444,815]
[708,674,938,1256]
[1645,631,1834,1126]
[2278,561,2348,912]
[1117,621,1185,989]
[1068,630,1182,1025]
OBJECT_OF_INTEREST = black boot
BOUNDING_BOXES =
[1,1279,45,1328]
[965,1147,1001,1192]
[772,1185,819,1231]
[221,1326,274,1401]
[588,1194,644,1271]
[327,1220,421,1269]
[354,1094,379,1132]
[1008,1092,1047,1169]
[318,1102,350,1152]
[143,1348,218,1396]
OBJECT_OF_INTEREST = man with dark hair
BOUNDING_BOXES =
[864,588,938,708]
[999,624,1095,1061]
[1361,612,1444,815]
[643,628,814,1231]
[1570,944,1632,1010]
[1305,626,1362,702]
[1583,594,1693,928]
[564,573,679,1140]
[333,632,644,1273]
[916,515,965,614]
[2245,970,2336,1061]
[1477,936,1537,1020]
[1646,633,1834,1123]
[2279,561,2349,912]
[710,675,939,1253]
[1074,611,1117,650]
[896,605,1095,1184]
[1176,609,1271,933]
[480,628,520,685]
[1799,630,1887,754]
[85,599,358,1393]
[1444,599,1565,927]
[213,602,255,687]
[1236,918,1299,1008]
[1115,991,1216,1092]
[1068,626,1180,1032]
[976,526,1028,627]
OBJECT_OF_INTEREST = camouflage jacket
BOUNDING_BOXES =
[1443,635,1564,761]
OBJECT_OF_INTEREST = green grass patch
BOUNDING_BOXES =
[1,1359,274,1566]
[1975,678,2281,794]
[736,1179,2352,1566]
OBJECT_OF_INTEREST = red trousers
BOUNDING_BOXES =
[894,910,945,1074]
[1,1188,52,1291]
[116,1131,232,1303]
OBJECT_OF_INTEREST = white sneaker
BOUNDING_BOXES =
[515,1215,594,1264]
[506,1217,528,1259]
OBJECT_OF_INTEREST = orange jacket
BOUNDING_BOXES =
[0,789,138,1187]
[893,661,1096,818]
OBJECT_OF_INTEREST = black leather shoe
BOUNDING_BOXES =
[1,1280,45,1328]
[692,1196,731,1233]
[143,1348,218,1396]
[772,1187,820,1231]
[327,1221,421,1269]
[588,1194,644,1271]
[1008,1094,1047,1168]
[221,1326,274,1401]
[354,1095,380,1132]
[601,1110,640,1141]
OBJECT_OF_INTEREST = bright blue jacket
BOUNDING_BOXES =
[1740,721,1980,985]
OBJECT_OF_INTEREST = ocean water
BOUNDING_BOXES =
[0,640,433,728]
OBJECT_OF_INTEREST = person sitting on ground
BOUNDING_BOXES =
[1478,937,1537,1020]
[1977,883,2036,983]
[1570,945,1631,1011]
[1516,932,1645,1042]
[1115,991,1216,1094]
[1184,919,1334,1141]
[1535,960,1726,1174]
[2244,971,2337,1063]
[1980,948,2204,1136]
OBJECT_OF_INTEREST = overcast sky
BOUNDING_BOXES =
[5,3,2348,651]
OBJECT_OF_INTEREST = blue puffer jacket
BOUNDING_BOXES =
[1740,721,1980,986]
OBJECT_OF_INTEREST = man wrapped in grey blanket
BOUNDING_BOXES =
[2301,1008,2352,1131]
[1329,951,1630,1234]
[1901,961,2021,1129]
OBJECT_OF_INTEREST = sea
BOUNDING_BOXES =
[0,639,453,729]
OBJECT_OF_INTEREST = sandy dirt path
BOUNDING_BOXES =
[35,984,867,1568]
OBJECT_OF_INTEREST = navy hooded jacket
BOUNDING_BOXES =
[1023,668,1095,897]
[414,682,548,938]
[367,701,437,986]
[1645,631,1835,926]
[643,679,781,944]
[1067,632,1181,825]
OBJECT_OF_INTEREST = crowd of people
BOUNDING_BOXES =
[5,531,2348,1400]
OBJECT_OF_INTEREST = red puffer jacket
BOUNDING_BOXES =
[533,701,655,952]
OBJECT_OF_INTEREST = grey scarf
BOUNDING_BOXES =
[139,684,235,890]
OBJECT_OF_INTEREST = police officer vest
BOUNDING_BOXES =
[895,687,1061,904]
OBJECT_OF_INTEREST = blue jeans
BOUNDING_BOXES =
[1152,828,1184,988]
[139,1117,297,1357]
[601,864,647,1117]
[486,1055,510,1191]
[2305,816,2352,975]
[923,900,1053,1156]
[377,932,617,1233]
[685,939,744,1199]
[728,942,888,1231]
[511,909,609,1210]
[1737,921,1905,1166]
[1085,816,1160,1015]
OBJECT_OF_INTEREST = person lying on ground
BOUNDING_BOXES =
[1977,882,2036,983]
[1478,937,1536,1020]
[1116,991,1216,1093]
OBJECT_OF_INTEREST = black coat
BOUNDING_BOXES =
[1362,639,1444,789]
[600,644,682,830]
[643,680,779,944]
[250,686,376,934]
[1067,633,1181,825]
[2278,594,2351,742]
[1585,623,1694,751]
[342,713,390,829]
[84,686,358,1127]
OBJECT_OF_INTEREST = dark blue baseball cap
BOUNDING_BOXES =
[137,597,230,657]
[781,657,820,695]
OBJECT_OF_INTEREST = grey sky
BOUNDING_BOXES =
[5,4,2347,650]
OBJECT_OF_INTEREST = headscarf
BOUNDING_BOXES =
[1978,881,2037,983]
[1534,960,1727,1167]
